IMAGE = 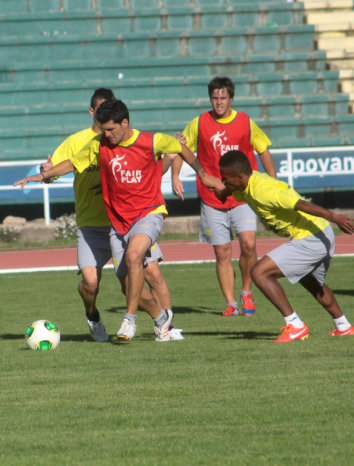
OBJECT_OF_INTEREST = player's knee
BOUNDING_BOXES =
[214,244,232,263]
[79,279,99,297]
[240,239,256,256]
[126,249,143,270]
[250,262,262,285]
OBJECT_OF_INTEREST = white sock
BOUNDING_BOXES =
[334,315,351,332]
[284,311,304,329]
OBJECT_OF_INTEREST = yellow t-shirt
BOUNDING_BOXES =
[72,130,183,217]
[183,110,271,154]
[51,127,109,228]
[233,171,329,239]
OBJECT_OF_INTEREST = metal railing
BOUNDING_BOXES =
[2,146,354,225]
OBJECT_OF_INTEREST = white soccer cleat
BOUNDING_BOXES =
[116,318,136,342]
[87,318,109,342]
[169,327,184,341]
[154,309,173,342]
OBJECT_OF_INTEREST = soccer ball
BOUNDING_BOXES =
[25,319,60,351]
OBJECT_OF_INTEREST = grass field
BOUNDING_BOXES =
[1,258,353,465]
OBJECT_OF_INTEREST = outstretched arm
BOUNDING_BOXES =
[14,159,75,191]
[179,144,224,192]
[295,200,354,235]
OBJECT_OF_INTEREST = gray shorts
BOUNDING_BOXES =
[77,226,112,270]
[266,225,335,285]
[110,213,164,277]
[199,201,257,245]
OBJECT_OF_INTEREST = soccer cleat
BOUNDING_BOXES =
[240,293,256,317]
[154,309,173,342]
[328,326,354,336]
[222,304,239,316]
[116,318,136,342]
[168,327,184,341]
[87,318,109,342]
[273,324,309,343]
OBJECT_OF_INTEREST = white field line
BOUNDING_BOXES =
[0,254,353,274]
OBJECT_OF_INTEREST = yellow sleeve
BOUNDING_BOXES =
[71,135,101,173]
[153,133,182,159]
[250,120,271,154]
[182,116,199,152]
[51,136,75,166]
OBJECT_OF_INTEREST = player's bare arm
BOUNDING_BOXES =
[170,133,188,200]
[14,159,75,191]
[188,154,224,192]
[295,200,354,235]
[259,148,277,178]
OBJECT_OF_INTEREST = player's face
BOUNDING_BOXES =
[220,166,242,191]
[100,119,129,145]
[210,88,233,119]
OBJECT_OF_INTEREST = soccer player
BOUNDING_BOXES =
[217,150,354,342]
[14,99,223,342]
[171,76,276,317]
[35,88,180,342]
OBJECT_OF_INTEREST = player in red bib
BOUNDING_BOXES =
[15,99,223,342]
[172,76,277,317]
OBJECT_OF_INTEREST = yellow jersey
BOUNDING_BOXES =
[233,171,329,239]
[51,127,110,228]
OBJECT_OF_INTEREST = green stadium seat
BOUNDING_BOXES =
[62,0,93,11]
[219,31,249,55]
[131,0,161,8]
[97,0,126,9]
[29,0,62,12]
[0,0,29,14]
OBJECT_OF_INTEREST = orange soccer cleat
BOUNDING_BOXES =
[328,326,354,336]
[273,324,309,343]
[240,293,256,317]
[222,304,239,316]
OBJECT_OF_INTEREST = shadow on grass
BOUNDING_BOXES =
[182,330,278,340]
[0,333,93,342]
[104,306,209,315]
[332,289,354,296]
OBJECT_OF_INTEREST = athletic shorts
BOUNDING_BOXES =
[110,213,164,277]
[266,225,335,285]
[199,201,257,246]
[77,226,112,270]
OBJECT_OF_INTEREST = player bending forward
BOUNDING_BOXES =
[217,150,354,342]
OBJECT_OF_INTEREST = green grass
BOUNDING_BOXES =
[1,259,353,465]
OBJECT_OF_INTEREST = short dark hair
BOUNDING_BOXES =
[90,88,115,108]
[219,150,252,176]
[208,76,235,99]
[95,99,130,125]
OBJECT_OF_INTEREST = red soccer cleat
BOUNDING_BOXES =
[273,324,309,343]
[328,326,354,336]
[222,304,239,316]
[240,293,256,317]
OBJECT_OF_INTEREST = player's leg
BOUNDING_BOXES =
[231,204,257,316]
[200,201,238,316]
[213,242,238,313]
[299,272,354,336]
[118,273,160,319]
[113,215,173,342]
[251,255,309,343]
[77,227,111,342]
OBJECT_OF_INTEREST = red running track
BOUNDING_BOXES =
[0,235,353,271]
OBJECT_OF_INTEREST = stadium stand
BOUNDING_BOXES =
[0,0,354,162]
[300,0,354,112]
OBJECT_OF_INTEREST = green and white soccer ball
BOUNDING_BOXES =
[25,319,60,351]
